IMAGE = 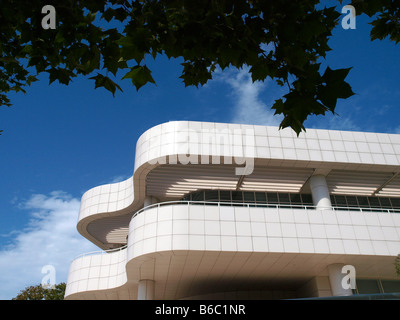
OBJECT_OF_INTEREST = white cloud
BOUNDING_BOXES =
[0,191,97,300]
[214,66,363,133]
[308,113,361,132]
[393,126,400,134]
[108,173,132,184]
[215,67,284,126]
[326,115,361,131]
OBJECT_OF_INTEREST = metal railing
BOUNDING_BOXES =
[72,244,127,260]
[130,199,400,221]
[73,200,399,261]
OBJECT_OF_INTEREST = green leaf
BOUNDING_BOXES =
[249,57,273,82]
[271,99,284,115]
[89,73,123,97]
[179,60,213,87]
[121,65,155,91]
[321,66,355,101]
[322,66,351,85]
[48,68,75,85]
[26,75,38,85]
[117,29,152,64]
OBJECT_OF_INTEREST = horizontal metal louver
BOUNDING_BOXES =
[326,170,395,196]
[240,167,312,192]
[146,164,313,198]
[377,174,400,197]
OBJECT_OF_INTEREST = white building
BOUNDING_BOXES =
[65,121,400,300]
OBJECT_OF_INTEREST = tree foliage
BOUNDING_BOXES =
[12,282,66,300]
[1,0,400,134]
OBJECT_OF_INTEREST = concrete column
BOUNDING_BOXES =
[144,196,159,208]
[327,264,353,297]
[138,279,155,300]
[309,175,332,210]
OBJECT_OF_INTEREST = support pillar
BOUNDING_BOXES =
[327,264,353,297]
[309,175,332,210]
[138,280,155,300]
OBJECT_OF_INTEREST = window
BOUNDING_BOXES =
[301,194,313,205]
[381,280,400,293]
[278,193,290,204]
[192,191,204,201]
[205,190,218,201]
[352,279,400,295]
[290,194,302,206]
[219,190,231,202]
[267,192,278,204]
[356,280,382,294]
[379,197,391,208]
[391,198,400,208]
[335,195,347,207]
[346,196,358,207]
[231,191,243,202]
[243,192,255,202]
[357,196,369,207]
[255,192,266,203]
[179,190,400,213]
[368,197,380,208]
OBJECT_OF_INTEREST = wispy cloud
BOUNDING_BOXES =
[212,66,371,133]
[107,173,132,184]
[308,112,361,132]
[0,191,97,299]
[308,82,400,134]
[214,67,284,126]
[213,66,400,134]
[393,126,400,134]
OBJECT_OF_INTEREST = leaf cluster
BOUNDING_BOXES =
[0,1,398,134]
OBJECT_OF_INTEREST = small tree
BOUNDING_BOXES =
[12,282,66,300]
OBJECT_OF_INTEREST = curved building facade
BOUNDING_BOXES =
[65,121,400,299]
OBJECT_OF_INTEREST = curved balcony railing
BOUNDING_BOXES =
[72,200,399,261]
[72,244,128,260]
[131,199,400,221]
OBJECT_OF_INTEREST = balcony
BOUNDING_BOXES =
[65,200,400,300]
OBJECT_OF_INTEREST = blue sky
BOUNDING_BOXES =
[1,7,400,299]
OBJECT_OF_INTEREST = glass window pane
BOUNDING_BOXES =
[290,194,302,205]
[243,192,255,202]
[335,195,347,206]
[390,198,400,208]
[357,196,369,207]
[368,197,380,208]
[330,195,336,206]
[379,197,391,208]
[255,192,266,203]
[220,190,231,202]
[232,191,243,202]
[381,280,400,293]
[356,280,381,294]
[267,193,278,204]
[278,193,290,203]
[301,194,313,205]
[346,196,358,207]
[205,190,219,201]
[192,191,204,201]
